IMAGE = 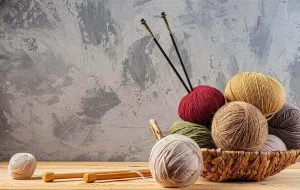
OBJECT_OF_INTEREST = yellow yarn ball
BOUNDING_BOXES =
[224,72,285,118]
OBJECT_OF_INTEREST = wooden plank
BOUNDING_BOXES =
[0,162,300,190]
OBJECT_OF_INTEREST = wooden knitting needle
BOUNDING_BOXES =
[43,172,83,182]
[42,169,149,182]
[141,18,191,94]
[149,119,164,141]
[161,12,193,91]
[84,169,152,183]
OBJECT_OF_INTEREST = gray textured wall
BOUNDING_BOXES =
[0,0,300,161]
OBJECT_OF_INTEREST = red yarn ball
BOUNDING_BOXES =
[178,85,225,124]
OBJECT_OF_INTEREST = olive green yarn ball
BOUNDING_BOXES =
[168,120,215,148]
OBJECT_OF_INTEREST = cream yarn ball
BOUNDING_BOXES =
[149,134,203,188]
[260,134,287,152]
[8,153,36,179]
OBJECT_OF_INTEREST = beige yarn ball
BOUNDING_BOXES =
[149,134,202,188]
[8,153,36,179]
[212,102,268,151]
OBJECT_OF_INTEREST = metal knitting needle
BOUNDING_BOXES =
[161,12,193,91]
[141,19,191,93]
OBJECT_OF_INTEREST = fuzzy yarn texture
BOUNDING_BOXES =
[211,101,268,151]
[268,103,300,149]
[168,120,215,148]
[260,134,287,152]
[8,153,36,179]
[224,72,285,118]
[149,134,202,188]
[178,85,225,124]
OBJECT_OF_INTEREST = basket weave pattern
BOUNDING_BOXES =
[149,119,300,182]
[201,148,300,181]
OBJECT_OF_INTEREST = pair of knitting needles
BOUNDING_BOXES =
[40,120,163,183]
[141,12,193,93]
[41,169,151,183]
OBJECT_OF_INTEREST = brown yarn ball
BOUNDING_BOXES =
[211,101,268,151]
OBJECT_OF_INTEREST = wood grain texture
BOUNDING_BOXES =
[1,162,300,190]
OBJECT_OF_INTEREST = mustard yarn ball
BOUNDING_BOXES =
[149,134,202,188]
[224,72,285,118]
[211,102,268,151]
[8,153,36,179]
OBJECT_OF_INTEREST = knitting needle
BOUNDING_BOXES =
[42,169,150,182]
[149,119,164,141]
[84,169,152,183]
[161,12,193,91]
[141,19,191,93]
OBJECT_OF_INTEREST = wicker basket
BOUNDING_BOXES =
[149,119,300,182]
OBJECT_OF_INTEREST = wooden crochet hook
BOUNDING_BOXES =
[149,119,164,141]
[42,169,149,182]
[83,169,152,183]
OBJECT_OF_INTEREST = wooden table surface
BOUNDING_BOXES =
[1,162,300,190]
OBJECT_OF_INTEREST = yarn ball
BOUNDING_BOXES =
[149,134,202,188]
[260,134,287,152]
[178,85,225,124]
[211,101,268,151]
[168,120,215,148]
[224,72,285,118]
[8,153,36,179]
[268,103,300,149]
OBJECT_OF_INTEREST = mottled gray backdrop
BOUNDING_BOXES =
[0,0,300,161]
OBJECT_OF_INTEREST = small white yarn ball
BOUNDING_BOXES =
[260,134,287,152]
[149,134,203,188]
[8,153,36,179]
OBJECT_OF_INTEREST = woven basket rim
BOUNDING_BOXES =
[200,148,300,154]
[200,148,300,181]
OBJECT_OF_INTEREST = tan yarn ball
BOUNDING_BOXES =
[224,72,285,118]
[149,134,203,188]
[8,153,36,179]
[212,102,268,151]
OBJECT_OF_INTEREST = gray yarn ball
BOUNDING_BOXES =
[268,103,300,149]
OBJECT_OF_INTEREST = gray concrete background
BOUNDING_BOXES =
[0,0,300,161]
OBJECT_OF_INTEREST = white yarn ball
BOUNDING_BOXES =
[8,153,36,179]
[149,134,203,188]
[260,134,287,152]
